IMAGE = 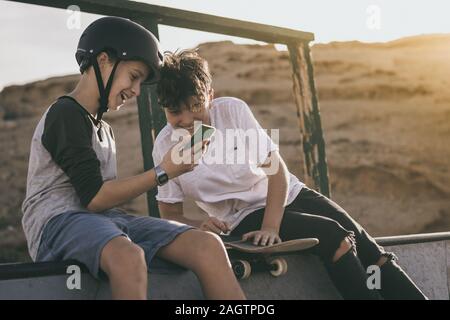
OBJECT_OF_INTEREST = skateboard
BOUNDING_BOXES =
[222,237,319,280]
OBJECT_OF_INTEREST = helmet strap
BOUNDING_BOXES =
[92,58,120,141]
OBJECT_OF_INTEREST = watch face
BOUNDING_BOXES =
[158,173,169,185]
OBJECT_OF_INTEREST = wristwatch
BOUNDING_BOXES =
[154,165,169,186]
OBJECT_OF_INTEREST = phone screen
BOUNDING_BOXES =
[182,124,216,151]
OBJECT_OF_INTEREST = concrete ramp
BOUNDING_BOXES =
[0,232,449,300]
[377,233,450,300]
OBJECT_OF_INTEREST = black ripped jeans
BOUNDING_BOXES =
[229,186,427,300]
[231,186,391,266]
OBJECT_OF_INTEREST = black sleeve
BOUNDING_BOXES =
[42,100,104,207]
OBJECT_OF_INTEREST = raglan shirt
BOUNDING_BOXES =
[152,97,305,231]
[22,96,117,260]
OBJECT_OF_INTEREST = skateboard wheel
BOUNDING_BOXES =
[232,260,251,279]
[269,258,288,277]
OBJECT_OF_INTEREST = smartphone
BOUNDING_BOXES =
[182,124,216,151]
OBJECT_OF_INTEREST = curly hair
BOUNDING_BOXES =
[157,49,212,112]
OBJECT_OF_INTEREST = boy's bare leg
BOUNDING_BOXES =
[157,229,246,300]
[100,236,148,300]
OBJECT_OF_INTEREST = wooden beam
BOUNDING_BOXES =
[9,0,314,43]
[288,42,330,197]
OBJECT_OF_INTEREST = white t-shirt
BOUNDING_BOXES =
[152,97,305,230]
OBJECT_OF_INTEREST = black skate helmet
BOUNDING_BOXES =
[75,16,163,131]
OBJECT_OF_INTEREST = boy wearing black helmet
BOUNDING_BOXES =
[22,17,245,300]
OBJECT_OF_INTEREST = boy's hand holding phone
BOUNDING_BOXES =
[179,124,215,164]
[161,143,197,179]
[160,124,216,179]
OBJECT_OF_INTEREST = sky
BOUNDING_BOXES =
[1,0,450,90]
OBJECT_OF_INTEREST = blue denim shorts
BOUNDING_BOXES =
[36,208,194,279]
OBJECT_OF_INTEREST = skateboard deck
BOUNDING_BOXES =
[222,237,319,279]
[224,238,319,254]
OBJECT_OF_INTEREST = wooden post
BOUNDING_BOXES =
[288,41,330,198]
[133,18,167,217]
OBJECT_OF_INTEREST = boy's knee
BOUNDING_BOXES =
[101,237,147,276]
[315,220,355,262]
[198,231,226,253]
[187,230,227,262]
[332,237,353,263]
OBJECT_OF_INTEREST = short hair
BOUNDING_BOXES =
[157,49,212,112]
